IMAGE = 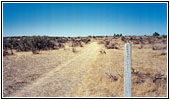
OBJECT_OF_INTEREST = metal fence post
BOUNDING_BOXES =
[124,43,132,97]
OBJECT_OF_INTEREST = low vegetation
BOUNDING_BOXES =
[3,34,167,97]
[3,36,91,55]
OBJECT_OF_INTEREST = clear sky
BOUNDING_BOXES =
[3,3,167,37]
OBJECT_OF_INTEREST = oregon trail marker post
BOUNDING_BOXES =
[124,43,132,97]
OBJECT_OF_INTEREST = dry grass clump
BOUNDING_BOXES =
[152,45,166,50]
[132,70,167,97]
[72,47,77,53]
[105,72,118,82]
[160,50,167,55]
[99,49,106,54]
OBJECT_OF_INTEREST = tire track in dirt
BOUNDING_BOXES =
[10,42,102,97]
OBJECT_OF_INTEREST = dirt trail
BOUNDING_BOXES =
[11,42,102,97]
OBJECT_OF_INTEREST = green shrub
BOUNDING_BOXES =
[153,32,160,37]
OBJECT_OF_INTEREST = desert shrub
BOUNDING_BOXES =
[71,40,81,47]
[3,50,9,56]
[3,36,62,55]
[147,39,153,44]
[162,35,167,38]
[105,72,118,82]
[81,38,91,44]
[104,40,110,47]
[57,38,68,43]
[71,38,90,47]
[58,43,65,48]
[92,36,96,39]
[3,38,9,50]
[32,48,40,54]
[88,35,92,38]
[80,42,83,47]
[121,37,126,42]
[3,38,15,55]
[106,43,119,49]
[16,37,32,51]
[138,37,143,42]
[138,43,143,49]
[26,36,59,53]
[130,37,133,41]
[162,39,167,44]
[100,39,119,49]
[72,47,77,53]
[133,40,140,44]
[152,46,159,50]
[104,41,119,49]
[152,45,166,50]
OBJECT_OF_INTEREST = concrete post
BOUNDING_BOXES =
[124,43,132,97]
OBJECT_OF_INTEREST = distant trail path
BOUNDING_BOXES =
[11,42,102,97]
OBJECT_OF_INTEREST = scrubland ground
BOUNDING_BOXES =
[3,36,167,97]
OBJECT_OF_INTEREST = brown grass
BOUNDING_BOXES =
[3,36,167,97]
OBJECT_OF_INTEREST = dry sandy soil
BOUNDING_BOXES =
[3,40,167,97]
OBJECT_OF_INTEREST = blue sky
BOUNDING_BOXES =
[3,3,167,37]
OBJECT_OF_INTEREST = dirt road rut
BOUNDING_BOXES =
[11,42,101,97]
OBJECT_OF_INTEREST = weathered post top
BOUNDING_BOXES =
[124,43,132,97]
